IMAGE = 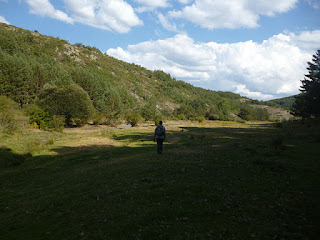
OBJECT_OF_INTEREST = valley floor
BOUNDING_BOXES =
[0,120,319,239]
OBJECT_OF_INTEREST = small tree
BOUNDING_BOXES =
[125,112,142,127]
[293,50,320,118]
[37,83,95,125]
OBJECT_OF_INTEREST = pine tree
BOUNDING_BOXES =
[293,50,320,118]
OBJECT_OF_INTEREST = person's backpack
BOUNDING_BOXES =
[156,126,165,137]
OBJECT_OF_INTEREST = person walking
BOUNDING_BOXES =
[153,121,166,154]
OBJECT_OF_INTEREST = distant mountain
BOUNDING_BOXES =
[0,23,281,122]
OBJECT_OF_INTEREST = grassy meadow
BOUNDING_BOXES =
[0,120,319,239]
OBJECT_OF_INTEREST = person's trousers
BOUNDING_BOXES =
[157,138,164,154]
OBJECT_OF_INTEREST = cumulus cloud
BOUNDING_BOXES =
[168,0,298,29]
[107,31,320,100]
[289,30,320,50]
[0,16,10,24]
[64,0,143,33]
[24,0,143,33]
[25,0,74,23]
[134,0,170,12]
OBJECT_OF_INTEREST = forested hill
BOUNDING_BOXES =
[0,23,271,123]
[268,95,297,110]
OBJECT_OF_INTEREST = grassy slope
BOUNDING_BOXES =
[1,121,319,239]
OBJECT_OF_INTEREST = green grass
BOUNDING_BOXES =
[0,121,319,239]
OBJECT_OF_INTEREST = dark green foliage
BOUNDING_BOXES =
[141,98,161,121]
[24,104,52,129]
[125,112,142,126]
[238,106,269,121]
[0,52,35,107]
[51,115,65,132]
[268,95,297,110]
[37,83,95,124]
[0,95,27,133]
[293,50,320,118]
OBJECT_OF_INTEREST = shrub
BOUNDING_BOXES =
[0,96,27,133]
[24,104,51,130]
[206,113,220,120]
[106,118,121,127]
[72,118,86,127]
[197,116,205,123]
[125,112,142,127]
[92,113,107,125]
[52,115,65,132]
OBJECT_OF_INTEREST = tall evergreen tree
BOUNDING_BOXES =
[293,50,320,118]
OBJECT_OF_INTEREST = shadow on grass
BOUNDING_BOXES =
[1,122,319,240]
[0,147,31,167]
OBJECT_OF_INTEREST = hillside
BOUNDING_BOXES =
[1,23,278,123]
[268,95,297,110]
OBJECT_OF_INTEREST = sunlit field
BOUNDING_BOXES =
[1,120,319,239]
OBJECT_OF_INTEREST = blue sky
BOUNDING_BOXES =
[1,0,320,100]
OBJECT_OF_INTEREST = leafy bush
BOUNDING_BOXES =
[125,112,142,127]
[24,104,51,129]
[52,115,65,132]
[106,118,121,127]
[37,83,95,125]
[197,116,205,123]
[0,96,27,133]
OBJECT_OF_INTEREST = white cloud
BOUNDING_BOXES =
[169,0,298,29]
[158,13,179,32]
[305,0,320,9]
[107,31,320,100]
[0,16,10,24]
[235,85,274,100]
[177,0,192,4]
[25,0,74,23]
[289,30,320,50]
[64,0,143,33]
[134,0,170,12]
[24,0,143,33]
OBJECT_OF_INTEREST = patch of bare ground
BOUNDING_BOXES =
[251,105,293,121]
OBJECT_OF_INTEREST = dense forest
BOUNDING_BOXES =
[0,23,272,130]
